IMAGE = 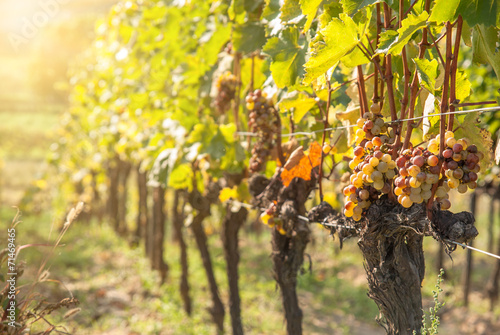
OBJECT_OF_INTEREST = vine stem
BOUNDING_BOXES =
[448,16,463,131]
[453,100,498,107]
[373,3,382,104]
[357,65,369,117]
[383,4,397,124]
[402,0,431,151]
[427,21,453,214]
[319,77,333,202]
[233,52,242,131]
[396,0,411,153]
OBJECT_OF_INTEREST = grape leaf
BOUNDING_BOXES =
[263,27,306,88]
[168,163,194,191]
[279,91,317,123]
[219,186,238,202]
[281,142,321,186]
[233,22,267,54]
[429,0,498,28]
[413,58,439,94]
[472,25,500,81]
[340,0,382,16]
[304,16,359,84]
[455,71,471,102]
[300,0,323,32]
[454,112,494,171]
[376,11,429,56]
[281,0,303,22]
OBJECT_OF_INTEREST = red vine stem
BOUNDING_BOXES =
[233,52,241,131]
[427,21,453,214]
[397,0,411,152]
[319,78,333,201]
[448,15,463,131]
[402,0,431,151]
[383,4,397,122]
[357,65,369,117]
[453,100,497,107]
[373,3,382,104]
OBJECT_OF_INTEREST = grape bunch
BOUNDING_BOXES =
[215,71,237,114]
[343,143,397,221]
[247,89,279,173]
[393,147,441,208]
[354,104,395,146]
[439,131,482,192]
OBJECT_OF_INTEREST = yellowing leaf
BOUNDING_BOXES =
[219,186,238,202]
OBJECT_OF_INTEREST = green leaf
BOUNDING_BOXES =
[341,0,381,16]
[456,0,498,28]
[455,71,471,102]
[220,124,237,144]
[319,2,343,28]
[376,11,429,55]
[304,16,359,84]
[206,130,227,160]
[263,27,306,88]
[341,36,371,67]
[472,25,500,81]
[281,0,303,22]
[279,91,317,123]
[430,0,498,28]
[429,0,460,23]
[413,58,439,94]
[263,0,281,20]
[245,0,265,13]
[168,163,194,191]
[300,0,323,32]
[233,22,267,54]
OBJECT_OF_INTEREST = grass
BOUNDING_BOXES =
[2,206,384,335]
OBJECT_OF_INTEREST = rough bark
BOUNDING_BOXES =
[252,174,315,335]
[189,189,225,333]
[107,159,119,234]
[152,185,168,283]
[313,196,477,335]
[486,198,500,311]
[463,191,476,308]
[117,160,132,237]
[173,189,192,315]
[135,165,149,247]
[221,203,248,335]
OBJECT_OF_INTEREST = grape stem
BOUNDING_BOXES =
[233,52,242,131]
[383,4,398,124]
[357,65,369,117]
[396,0,411,153]
[318,77,333,202]
[402,0,431,151]
[448,16,463,131]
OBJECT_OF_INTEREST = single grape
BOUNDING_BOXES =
[359,189,370,200]
[416,172,427,182]
[374,151,384,159]
[344,208,354,217]
[457,183,468,194]
[354,146,364,157]
[427,155,439,167]
[370,157,380,167]
[372,137,382,147]
[447,178,459,189]
[422,190,432,200]
[469,171,478,182]
[467,144,478,153]
[443,149,453,159]
[394,187,404,196]
[377,161,389,173]
[409,177,421,188]
[364,120,374,130]
[385,169,396,179]
[401,195,413,208]
[435,187,447,198]
[408,165,421,177]
[400,167,409,177]
[371,170,383,181]
[396,156,407,168]
[410,193,423,204]
[323,143,332,154]
[357,118,366,128]
[370,103,381,113]
[453,143,463,153]
[440,199,451,210]
[445,130,454,139]
[412,155,425,167]
[446,137,457,148]
[452,168,464,179]
[421,182,432,191]
[468,181,477,189]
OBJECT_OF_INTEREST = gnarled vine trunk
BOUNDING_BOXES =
[221,203,248,335]
[135,165,149,247]
[189,189,225,333]
[312,196,477,335]
[172,189,191,315]
[117,159,131,237]
[252,174,315,335]
[152,185,168,283]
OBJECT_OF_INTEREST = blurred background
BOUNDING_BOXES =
[0,0,117,207]
[0,1,499,335]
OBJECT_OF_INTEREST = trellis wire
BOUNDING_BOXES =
[226,199,500,261]
[237,105,500,138]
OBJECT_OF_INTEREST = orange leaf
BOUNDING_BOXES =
[281,142,321,187]
[307,142,322,167]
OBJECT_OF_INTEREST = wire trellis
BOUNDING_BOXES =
[236,106,500,138]
[226,199,500,261]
